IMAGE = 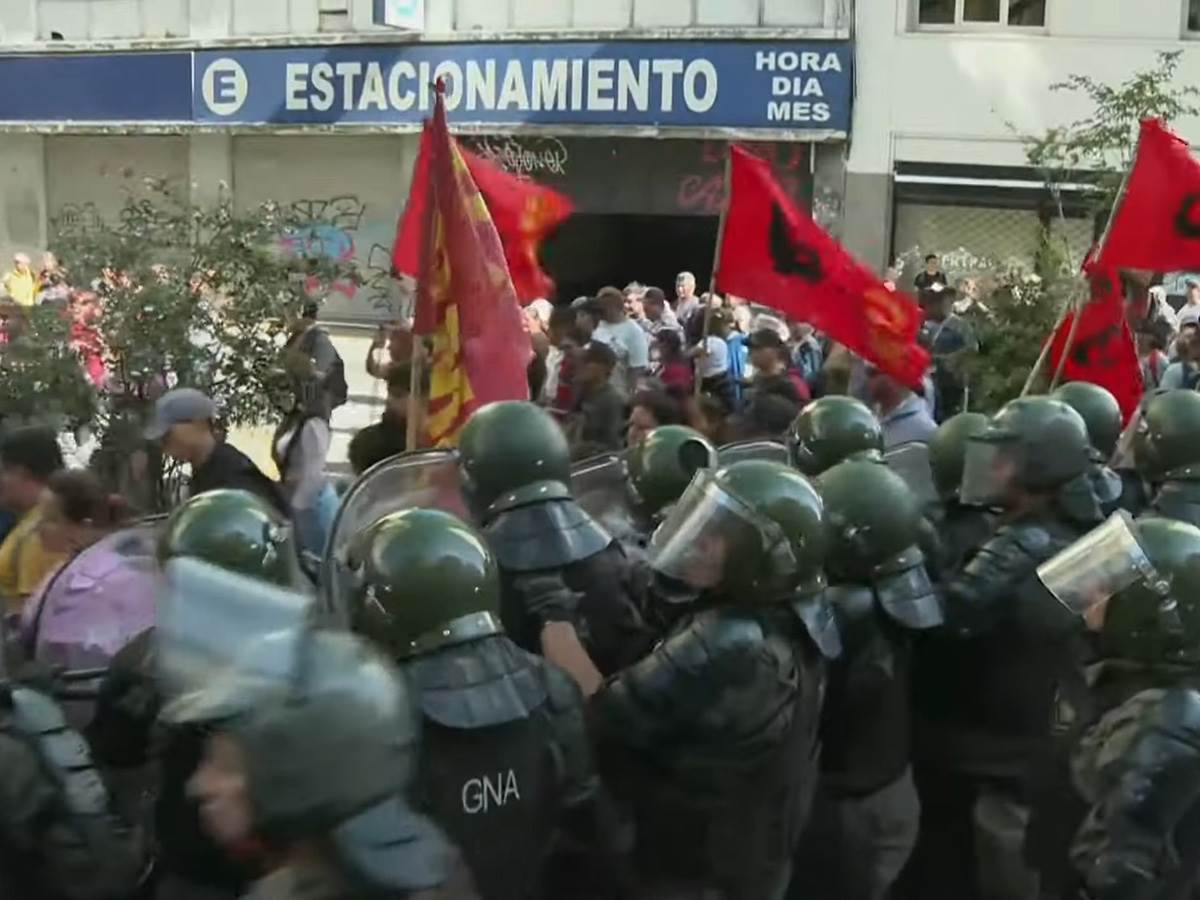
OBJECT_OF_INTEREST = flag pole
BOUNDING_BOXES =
[406,337,423,449]
[1020,299,1072,397]
[1048,290,1085,391]
[695,148,735,399]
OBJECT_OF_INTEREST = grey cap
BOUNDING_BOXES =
[144,388,216,441]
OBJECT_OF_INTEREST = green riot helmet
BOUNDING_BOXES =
[960,397,1091,507]
[350,508,502,658]
[929,412,991,501]
[1134,390,1200,483]
[1052,381,1122,461]
[787,396,883,477]
[649,459,826,602]
[816,455,923,582]
[1038,513,1200,666]
[457,401,573,520]
[159,489,299,586]
[627,425,718,518]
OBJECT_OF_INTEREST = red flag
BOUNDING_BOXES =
[413,89,530,447]
[394,128,572,303]
[715,145,930,387]
[1048,268,1143,425]
[1098,118,1200,272]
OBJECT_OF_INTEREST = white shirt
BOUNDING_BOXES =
[593,318,650,370]
[699,336,730,378]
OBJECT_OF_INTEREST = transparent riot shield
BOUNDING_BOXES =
[320,449,468,621]
[884,442,939,508]
[1036,511,1158,619]
[717,440,790,467]
[157,557,315,722]
[570,453,641,550]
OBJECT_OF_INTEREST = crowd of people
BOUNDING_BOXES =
[6,251,1200,900]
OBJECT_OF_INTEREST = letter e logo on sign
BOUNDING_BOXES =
[202,58,249,117]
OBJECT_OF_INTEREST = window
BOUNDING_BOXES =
[917,0,1046,27]
[1190,0,1200,31]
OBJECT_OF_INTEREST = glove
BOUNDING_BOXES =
[511,573,582,628]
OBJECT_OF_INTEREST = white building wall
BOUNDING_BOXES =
[11,0,836,40]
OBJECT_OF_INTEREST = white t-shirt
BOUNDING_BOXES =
[699,336,730,378]
[593,318,650,370]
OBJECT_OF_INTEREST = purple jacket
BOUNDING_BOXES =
[21,525,158,671]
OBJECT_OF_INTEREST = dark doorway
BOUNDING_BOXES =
[542,213,720,302]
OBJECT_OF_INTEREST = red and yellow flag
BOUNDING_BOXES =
[413,89,531,447]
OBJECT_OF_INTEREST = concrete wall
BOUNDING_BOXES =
[851,0,1200,178]
[1,0,843,40]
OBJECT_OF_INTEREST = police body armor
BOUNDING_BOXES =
[0,684,146,900]
[1152,470,1200,528]
[591,604,825,899]
[407,634,592,900]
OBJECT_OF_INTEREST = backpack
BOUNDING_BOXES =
[300,327,348,409]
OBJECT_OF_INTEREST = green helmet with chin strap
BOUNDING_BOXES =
[929,412,991,501]
[1052,381,1122,461]
[787,396,883,477]
[627,425,718,517]
[159,489,299,586]
[457,401,573,520]
[349,508,502,658]
[1134,390,1200,483]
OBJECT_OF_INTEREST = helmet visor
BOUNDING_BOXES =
[649,470,794,590]
[960,436,1021,507]
[1036,511,1159,619]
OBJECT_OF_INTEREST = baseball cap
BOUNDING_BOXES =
[144,388,216,441]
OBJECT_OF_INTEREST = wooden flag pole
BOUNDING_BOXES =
[1020,299,1073,397]
[695,148,735,399]
[406,337,423,449]
[1048,289,1086,391]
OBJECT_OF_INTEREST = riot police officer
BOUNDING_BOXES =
[787,396,883,477]
[348,507,625,899]
[557,460,831,899]
[1051,381,1127,515]
[927,411,995,576]
[457,401,652,674]
[87,489,307,900]
[1134,389,1200,526]
[1033,513,1200,899]
[917,397,1099,900]
[792,455,940,900]
[0,630,147,899]
[158,582,476,900]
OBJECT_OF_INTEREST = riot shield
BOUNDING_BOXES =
[717,440,790,467]
[570,453,642,551]
[1036,511,1156,619]
[884,442,939,508]
[157,556,315,722]
[320,450,468,621]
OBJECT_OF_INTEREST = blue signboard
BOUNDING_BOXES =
[194,41,851,131]
[0,40,851,133]
[0,52,192,122]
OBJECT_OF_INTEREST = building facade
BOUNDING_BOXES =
[0,0,853,321]
[848,0,1200,281]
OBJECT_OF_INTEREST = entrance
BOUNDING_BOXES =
[542,212,720,302]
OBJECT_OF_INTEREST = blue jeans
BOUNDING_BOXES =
[293,481,339,556]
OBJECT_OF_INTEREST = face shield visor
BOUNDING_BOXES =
[959,435,1022,508]
[1036,511,1163,624]
[648,470,796,596]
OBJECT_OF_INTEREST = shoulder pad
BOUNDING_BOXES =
[1005,523,1053,555]
[655,610,765,676]
[825,583,876,625]
[791,592,842,660]
[873,554,943,631]
[406,637,549,729]
[1152,481,1200,528]
[485,499,613,572]
[872,544,926,577]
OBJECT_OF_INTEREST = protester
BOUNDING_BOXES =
[715,308,749,408]
[145,387,289,515]
[866,368,938,448]
[627,388,687,448]
[675,270,703,340]
[565,341,626,455]
[0,426,67,614]
[349,363,423,476]
[2,252,36,307]
[366,318,414,380]
[746,327,811,405]
[637,285,682,337]
[592,285,650,395]
[1180,278,1200,328]
[1138,328,1170,392]
[542,305,584,415]
[653,328,694,394]
[790,320,824,391]
[1160,322,1200,389]
[913,253,947,295]
[571,295,600,342]
[21,469,153,673]
[694,315,735,410]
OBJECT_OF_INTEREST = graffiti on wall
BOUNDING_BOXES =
[277,195,399,318]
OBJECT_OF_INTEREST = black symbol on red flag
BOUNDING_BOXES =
[1174,193,1200,238]
[770,204,822,282]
